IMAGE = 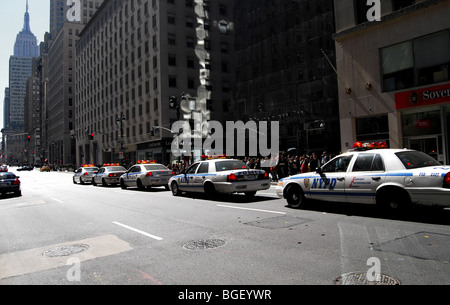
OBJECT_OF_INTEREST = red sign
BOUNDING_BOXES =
[395,83,450,109]
[416,119,431,129]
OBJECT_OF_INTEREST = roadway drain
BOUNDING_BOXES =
[334,272,401,285]
[183,239,226,251]
[42,244,90,257]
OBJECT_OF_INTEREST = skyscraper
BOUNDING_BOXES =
[14,0,39,58]
[3,1,40,164]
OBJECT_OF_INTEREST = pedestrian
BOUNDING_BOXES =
[301,156,310,173]
[321,151,329,166]
[309,152,320,172]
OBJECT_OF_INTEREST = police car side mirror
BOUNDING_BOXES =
[181,169,186,175]
[316,167,323,174]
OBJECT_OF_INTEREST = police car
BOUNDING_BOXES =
[168,156,271,197]
[276,142,450,211]
[120,160,173,190]
[92,164,126,187]
[73,165,99,185]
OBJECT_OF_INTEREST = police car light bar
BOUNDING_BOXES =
[103,163,120,166]
[201,154,227,160]
[81,164,96,167]
[137,160,157,164]
[352,142,388,150]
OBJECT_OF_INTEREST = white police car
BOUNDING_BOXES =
[73,165,99,185]
[92,164,127,187]
[120,160,173,190]
[168,156,271,197]
[276,142,450,211]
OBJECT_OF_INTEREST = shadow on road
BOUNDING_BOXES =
[286,200,450,226]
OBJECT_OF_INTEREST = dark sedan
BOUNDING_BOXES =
[0,172,21,196]
[17,165,33,171]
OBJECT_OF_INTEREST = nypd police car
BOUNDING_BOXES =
[168,156,271,197]
[276,142,450,211]
[92,164,126,187]
[120,160,173,190]
[73,165,99,185]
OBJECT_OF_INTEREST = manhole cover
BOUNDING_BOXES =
[42,244,90,257]
[183,239,226,251]
[335,272,401,285]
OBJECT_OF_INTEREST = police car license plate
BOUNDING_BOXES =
[246,175,255,180]
[0,182,10,187]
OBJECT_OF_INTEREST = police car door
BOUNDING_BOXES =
[345,153,386,204]
[125,166,139,186]
[178,163,200,191]
[309,155,353,202]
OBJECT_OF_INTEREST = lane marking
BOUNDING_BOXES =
[113,222,164,241]
[51,198,64,203]
[217,204,286,215]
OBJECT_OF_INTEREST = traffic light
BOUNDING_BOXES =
[169,96,177,109]
[27,135,31,142]
[89,133,94,140]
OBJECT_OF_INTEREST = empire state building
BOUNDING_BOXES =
[4,0,40,163]
[13,0,39,58]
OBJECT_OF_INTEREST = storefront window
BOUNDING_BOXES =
[402,110,441,137]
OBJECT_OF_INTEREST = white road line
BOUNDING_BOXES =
[217,204,286,215]
[113,221,164,241]
[51,198,64,203]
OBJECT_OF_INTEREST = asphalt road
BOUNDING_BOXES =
[1,168,450,286]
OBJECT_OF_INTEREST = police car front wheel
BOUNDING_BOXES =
[171,181,181,196]
[285,184,306,209]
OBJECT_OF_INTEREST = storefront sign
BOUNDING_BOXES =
[395,83,450,109]
[416,119,431,129]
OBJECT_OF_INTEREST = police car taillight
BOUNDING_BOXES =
[146,172,153,177]
[13,179,20,185]
[444,172,450,189]
[227,173,238,182]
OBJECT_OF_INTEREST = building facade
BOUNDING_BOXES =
[334,0,450,164]
[234,0,341,155]
[75,0,235,167]
[45,0,104,167]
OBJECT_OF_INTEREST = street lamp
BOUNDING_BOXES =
[116,115,126,138]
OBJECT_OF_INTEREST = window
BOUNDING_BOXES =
[197,163,209,174]
[381,30,450,91]
[186,163,200,174]
[352,154,382,172]
[322,155,353,173]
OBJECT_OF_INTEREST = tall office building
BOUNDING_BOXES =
[46,0,104,166]
[234,0,340,155]
[3,2,39,164]
[75,0,235,166]
[14,1,39,58]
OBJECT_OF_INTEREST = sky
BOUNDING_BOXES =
[0,0,49,132]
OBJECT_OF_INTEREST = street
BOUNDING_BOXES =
[1,168,450,286]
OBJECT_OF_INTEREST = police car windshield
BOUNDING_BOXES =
[395,151,441,169]
[215,160,249,172]
[143,164,168,171]
[84,168,98,172]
